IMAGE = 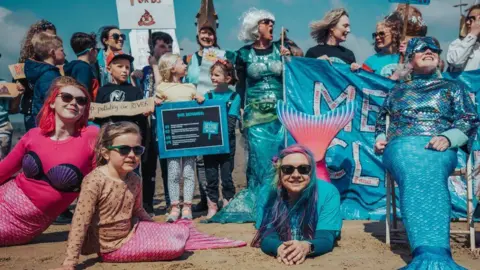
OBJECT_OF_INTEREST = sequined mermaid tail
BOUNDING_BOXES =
[277,101,355,182]
[383,136,467,270]
[0,180,54,246]
[101,220,246,262]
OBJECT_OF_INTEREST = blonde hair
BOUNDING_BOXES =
[310,8,349,44]
[158,53,182,83]
[95,121,142,166]
[31,32,63,60]
[461,4,480,38]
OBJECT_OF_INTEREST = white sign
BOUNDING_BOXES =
[116,0,176,30]
[129,29,180,70]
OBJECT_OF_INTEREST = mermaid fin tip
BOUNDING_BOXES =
[276,100,355,161]
[400,257,467,270]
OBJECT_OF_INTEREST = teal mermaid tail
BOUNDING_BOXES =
[276,100,355,182]
[383,136,467,270]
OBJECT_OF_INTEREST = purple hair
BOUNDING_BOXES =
[251,144,319,247]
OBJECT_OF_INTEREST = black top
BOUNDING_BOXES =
[93,83,147,138]
[305,44,356,65]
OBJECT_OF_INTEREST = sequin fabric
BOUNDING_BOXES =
[375,77,479,142]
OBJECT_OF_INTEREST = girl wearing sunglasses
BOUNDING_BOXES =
[0,77,99,247]
[97,26,126,86]
[447,4,480,72]
[55,121,245,269]
[251,145,342,266]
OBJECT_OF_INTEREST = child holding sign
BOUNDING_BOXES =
[155,53,204,222]
[202,59,240,218]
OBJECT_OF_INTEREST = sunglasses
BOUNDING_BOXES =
[466,16,478,22]
[40,22,55,31]
[414,47,442,54]
[259,19,275,25]
[107,145,145,156]
[57,92,88,106]
[372,31,386,39]
[280,164,312,175]
[110,33,126,41]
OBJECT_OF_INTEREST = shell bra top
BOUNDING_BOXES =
[22,151,83,192]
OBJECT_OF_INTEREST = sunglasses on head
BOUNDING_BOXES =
[40,22,55,31]
[107,145,145,156]
[259,19,275,25]
[111,33,126,41]
[280,164,312,175]
[57,92,88,106]
[372,31,386,39]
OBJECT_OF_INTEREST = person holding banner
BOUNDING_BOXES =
[207,8,291,224]
[0,78,13,160]
[375,37,478,270]
[96,26,126,86]
[0,76,97,247]
[447,4,480,72]
[306,8,360,70]
[251,145,341,265]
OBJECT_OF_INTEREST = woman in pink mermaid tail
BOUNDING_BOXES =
[56,122,245,269]
[0,77,98,247]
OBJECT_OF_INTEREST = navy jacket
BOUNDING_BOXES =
[24,59,61,116]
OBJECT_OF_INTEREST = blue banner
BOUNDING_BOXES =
[284,57,479,220]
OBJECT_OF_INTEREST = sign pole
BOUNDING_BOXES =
[402,3,410,41]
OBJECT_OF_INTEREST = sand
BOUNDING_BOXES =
[1,133,479,269]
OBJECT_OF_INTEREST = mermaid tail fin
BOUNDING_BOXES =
[277,101,355,180]
[400,247,467,270]
[177,220,247,250]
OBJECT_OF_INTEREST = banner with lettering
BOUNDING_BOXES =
[284,57,478,220]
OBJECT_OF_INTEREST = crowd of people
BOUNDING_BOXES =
[0,3,480,269]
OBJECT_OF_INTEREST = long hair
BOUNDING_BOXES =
[251,145,319,247]
[157,53,182,82]
[37,77,91,136]
[374,15,402,54]
[310,8,349,44]
[19,20,57,63]
[460,4,480,38]
[95,122,142,167]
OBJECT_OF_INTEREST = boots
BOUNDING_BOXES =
[206,198,218,219]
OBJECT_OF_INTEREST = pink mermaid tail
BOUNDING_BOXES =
[277,101,355,182]
[0,180,54,246]
[101,220,246,262]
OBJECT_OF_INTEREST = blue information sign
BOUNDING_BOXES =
[388,0,430,5]
[156,100,230,159]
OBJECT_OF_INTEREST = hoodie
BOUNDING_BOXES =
[64,60,99,99]
[24,59,61,117]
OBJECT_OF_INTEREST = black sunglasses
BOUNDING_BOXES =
[372,31,386,39]
[40,22,55,31]
[57,92,88,106]
[280,164,312,175]
[466,16,478,22]
[259,19,275,25]
[107,145,145,156]
[111,33,126,41]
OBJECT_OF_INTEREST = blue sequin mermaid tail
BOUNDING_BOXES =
[383,136,467,270]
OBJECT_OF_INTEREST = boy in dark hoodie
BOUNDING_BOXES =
[24,32,64,124]
[64,32,99,100]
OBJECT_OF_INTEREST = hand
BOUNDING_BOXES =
[426,136,450,152]
[143,111,153,116]
[195,95,205,104]
[154,97,163,106]
[148,55,159,67]
[276,244,291,265]
[470,17,480,36]
[283,240,310,265]
[280,46,291,56]
[319,55,332,64]
[375,139,387,154]
[350,62,362,72]
[16,82,25,94]
[399,41,407,54]
[131,70,143,80]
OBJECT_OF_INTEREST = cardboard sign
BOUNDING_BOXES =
[9,64,25,80]
[116,0,176,30]
[89,97,155,118]
[156,100,229,159]
[129,29,180,70]
[0,83,20,97]
[388,0,430,5]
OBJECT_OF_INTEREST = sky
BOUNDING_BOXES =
[0,0,478,81]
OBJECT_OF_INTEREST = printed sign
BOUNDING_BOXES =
[0,83,20,97]
[89,97,155,118]
[388,0,430,5]
[156,100,229,159]
[9,64,25,80]
[116,0,176,29]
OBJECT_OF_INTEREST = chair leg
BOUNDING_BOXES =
[466,155,476,251]
[386,173,391,246]
[391,176,398,230]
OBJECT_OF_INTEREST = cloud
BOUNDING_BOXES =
[178,37,198,56]
[0,7,39,80]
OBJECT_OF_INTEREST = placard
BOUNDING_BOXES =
[9,64,25,80]
[156,100,229,159]
[116,0,176,30]
[89,97,154,118]
[129,29,180,70]
[388,0,430,5]
[0,83,20,97]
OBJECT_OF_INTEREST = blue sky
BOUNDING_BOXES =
[0,0,477,80]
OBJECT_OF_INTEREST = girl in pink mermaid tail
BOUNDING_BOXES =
[56,121,245,269]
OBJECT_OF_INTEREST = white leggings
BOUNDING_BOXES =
[167,157,196,204]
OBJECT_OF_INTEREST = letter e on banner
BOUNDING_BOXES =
[360,88,387,132]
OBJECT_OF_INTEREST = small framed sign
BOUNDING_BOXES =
[388,0,430,5]
[156,100,230,159]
